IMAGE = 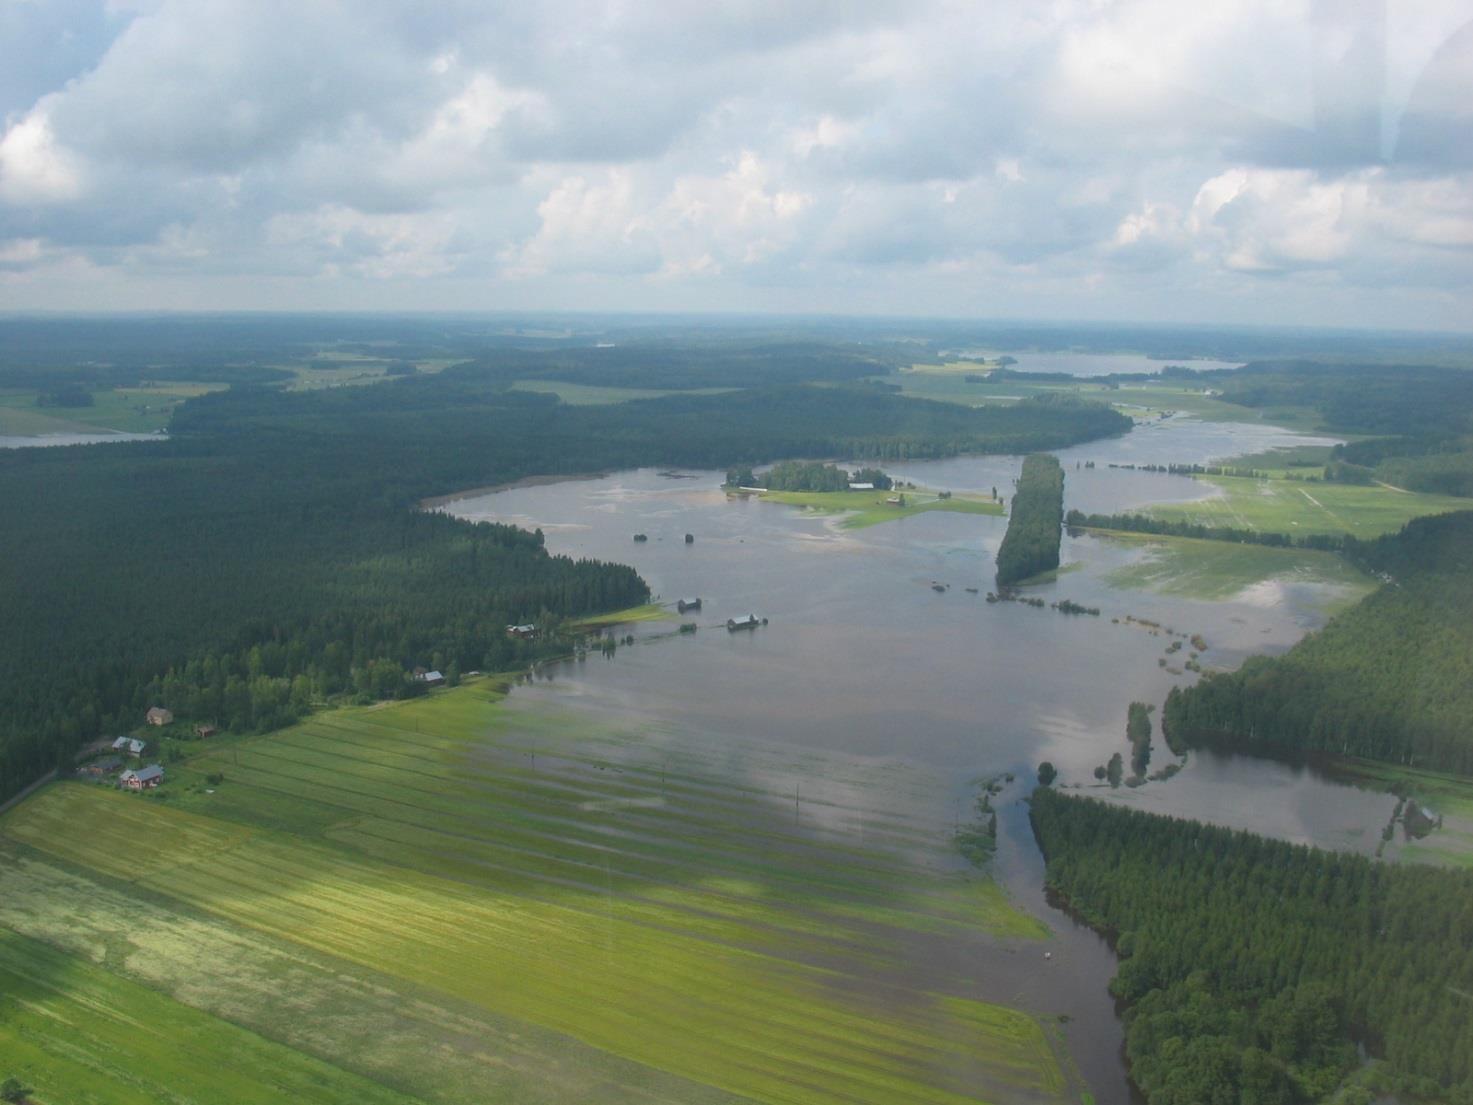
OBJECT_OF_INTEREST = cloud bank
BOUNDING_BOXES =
[2,0,1471,328]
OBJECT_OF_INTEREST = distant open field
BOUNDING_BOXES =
[756,487,1004,529]
[280,354,464,391]
[510,380,738,405]
[886,370,1328,432]
[0,382,223,435]
[1099,531,1375,606]
[0,684,1068,1105]
[1147,476,1470,537]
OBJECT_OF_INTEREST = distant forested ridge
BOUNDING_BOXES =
[1031,788,1473,1105]
[0,372,1125,802]
[1197,361,1473,497]
[995,454,1065,586]
[1163,511,1473,772]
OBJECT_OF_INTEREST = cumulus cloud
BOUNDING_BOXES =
[0,110,84,204]
[0,0,1470,325]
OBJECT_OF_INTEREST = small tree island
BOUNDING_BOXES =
[725,461,893,492]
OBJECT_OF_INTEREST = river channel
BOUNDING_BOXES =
[443,415,1392,1104]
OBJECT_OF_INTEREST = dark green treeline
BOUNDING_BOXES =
[1031,788,1473,1105]
[995,454,1065,586]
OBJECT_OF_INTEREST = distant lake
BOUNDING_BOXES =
[443,421,1393,1105]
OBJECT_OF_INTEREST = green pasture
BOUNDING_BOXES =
[757,488,1003,529]
[573,602,675,627]
[1147,476,1469,537]
[510,380,738,406]
[1098,531,1375,606]
[0,929,420,1105]
[0,686,1068,1105]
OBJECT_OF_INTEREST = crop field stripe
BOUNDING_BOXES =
[195,739,970,902]
[5,786,1060,1105]
[240,724,941,863]
[0,932,425,1105]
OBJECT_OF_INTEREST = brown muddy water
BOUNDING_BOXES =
[443,419,1391,1105]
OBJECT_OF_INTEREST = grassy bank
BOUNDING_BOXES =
[0,683,1067,1105]
[755,487,1003,529]
[573,602,675,626]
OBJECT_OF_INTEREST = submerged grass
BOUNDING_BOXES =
[0,685,1064,1105]
[1098,531,1375,605]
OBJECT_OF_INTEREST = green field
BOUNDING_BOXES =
[756,488,1004,529]
[573,602,675,626]
[0,684,1069,1105]
[0,382,223,435]
[1099,531,1375,606]
[1147,475,1470,537]
[510,380,738,405]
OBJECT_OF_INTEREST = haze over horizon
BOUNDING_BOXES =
[2,1,1471,330]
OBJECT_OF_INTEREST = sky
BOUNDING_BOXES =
[1,0,1471,329]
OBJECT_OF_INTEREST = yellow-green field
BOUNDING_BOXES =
[1147,476,1470,537]
[573,602,676,626]
[0,684,1069,1105]
[755,488,1004,529]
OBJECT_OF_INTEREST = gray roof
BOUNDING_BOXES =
[123,764,165,783]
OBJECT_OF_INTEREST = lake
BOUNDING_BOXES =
[441,418,1395,1103]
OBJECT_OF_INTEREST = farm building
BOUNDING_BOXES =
[677,598,702,613]
[416,670,446,687]
[145,706,173,726]
[194,725,217,738]
[848,482,875,490]
[120,764,164,790]
[506,624,537,639]
[727,614,761,631]
[111,736,146,756]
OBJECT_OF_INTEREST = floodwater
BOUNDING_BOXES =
[442,419,1394,1105]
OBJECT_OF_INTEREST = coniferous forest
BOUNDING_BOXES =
[1031,788,1473,1105]
[994,453,1065,586]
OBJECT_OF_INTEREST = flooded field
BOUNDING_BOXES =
[441,418,1406,1103]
